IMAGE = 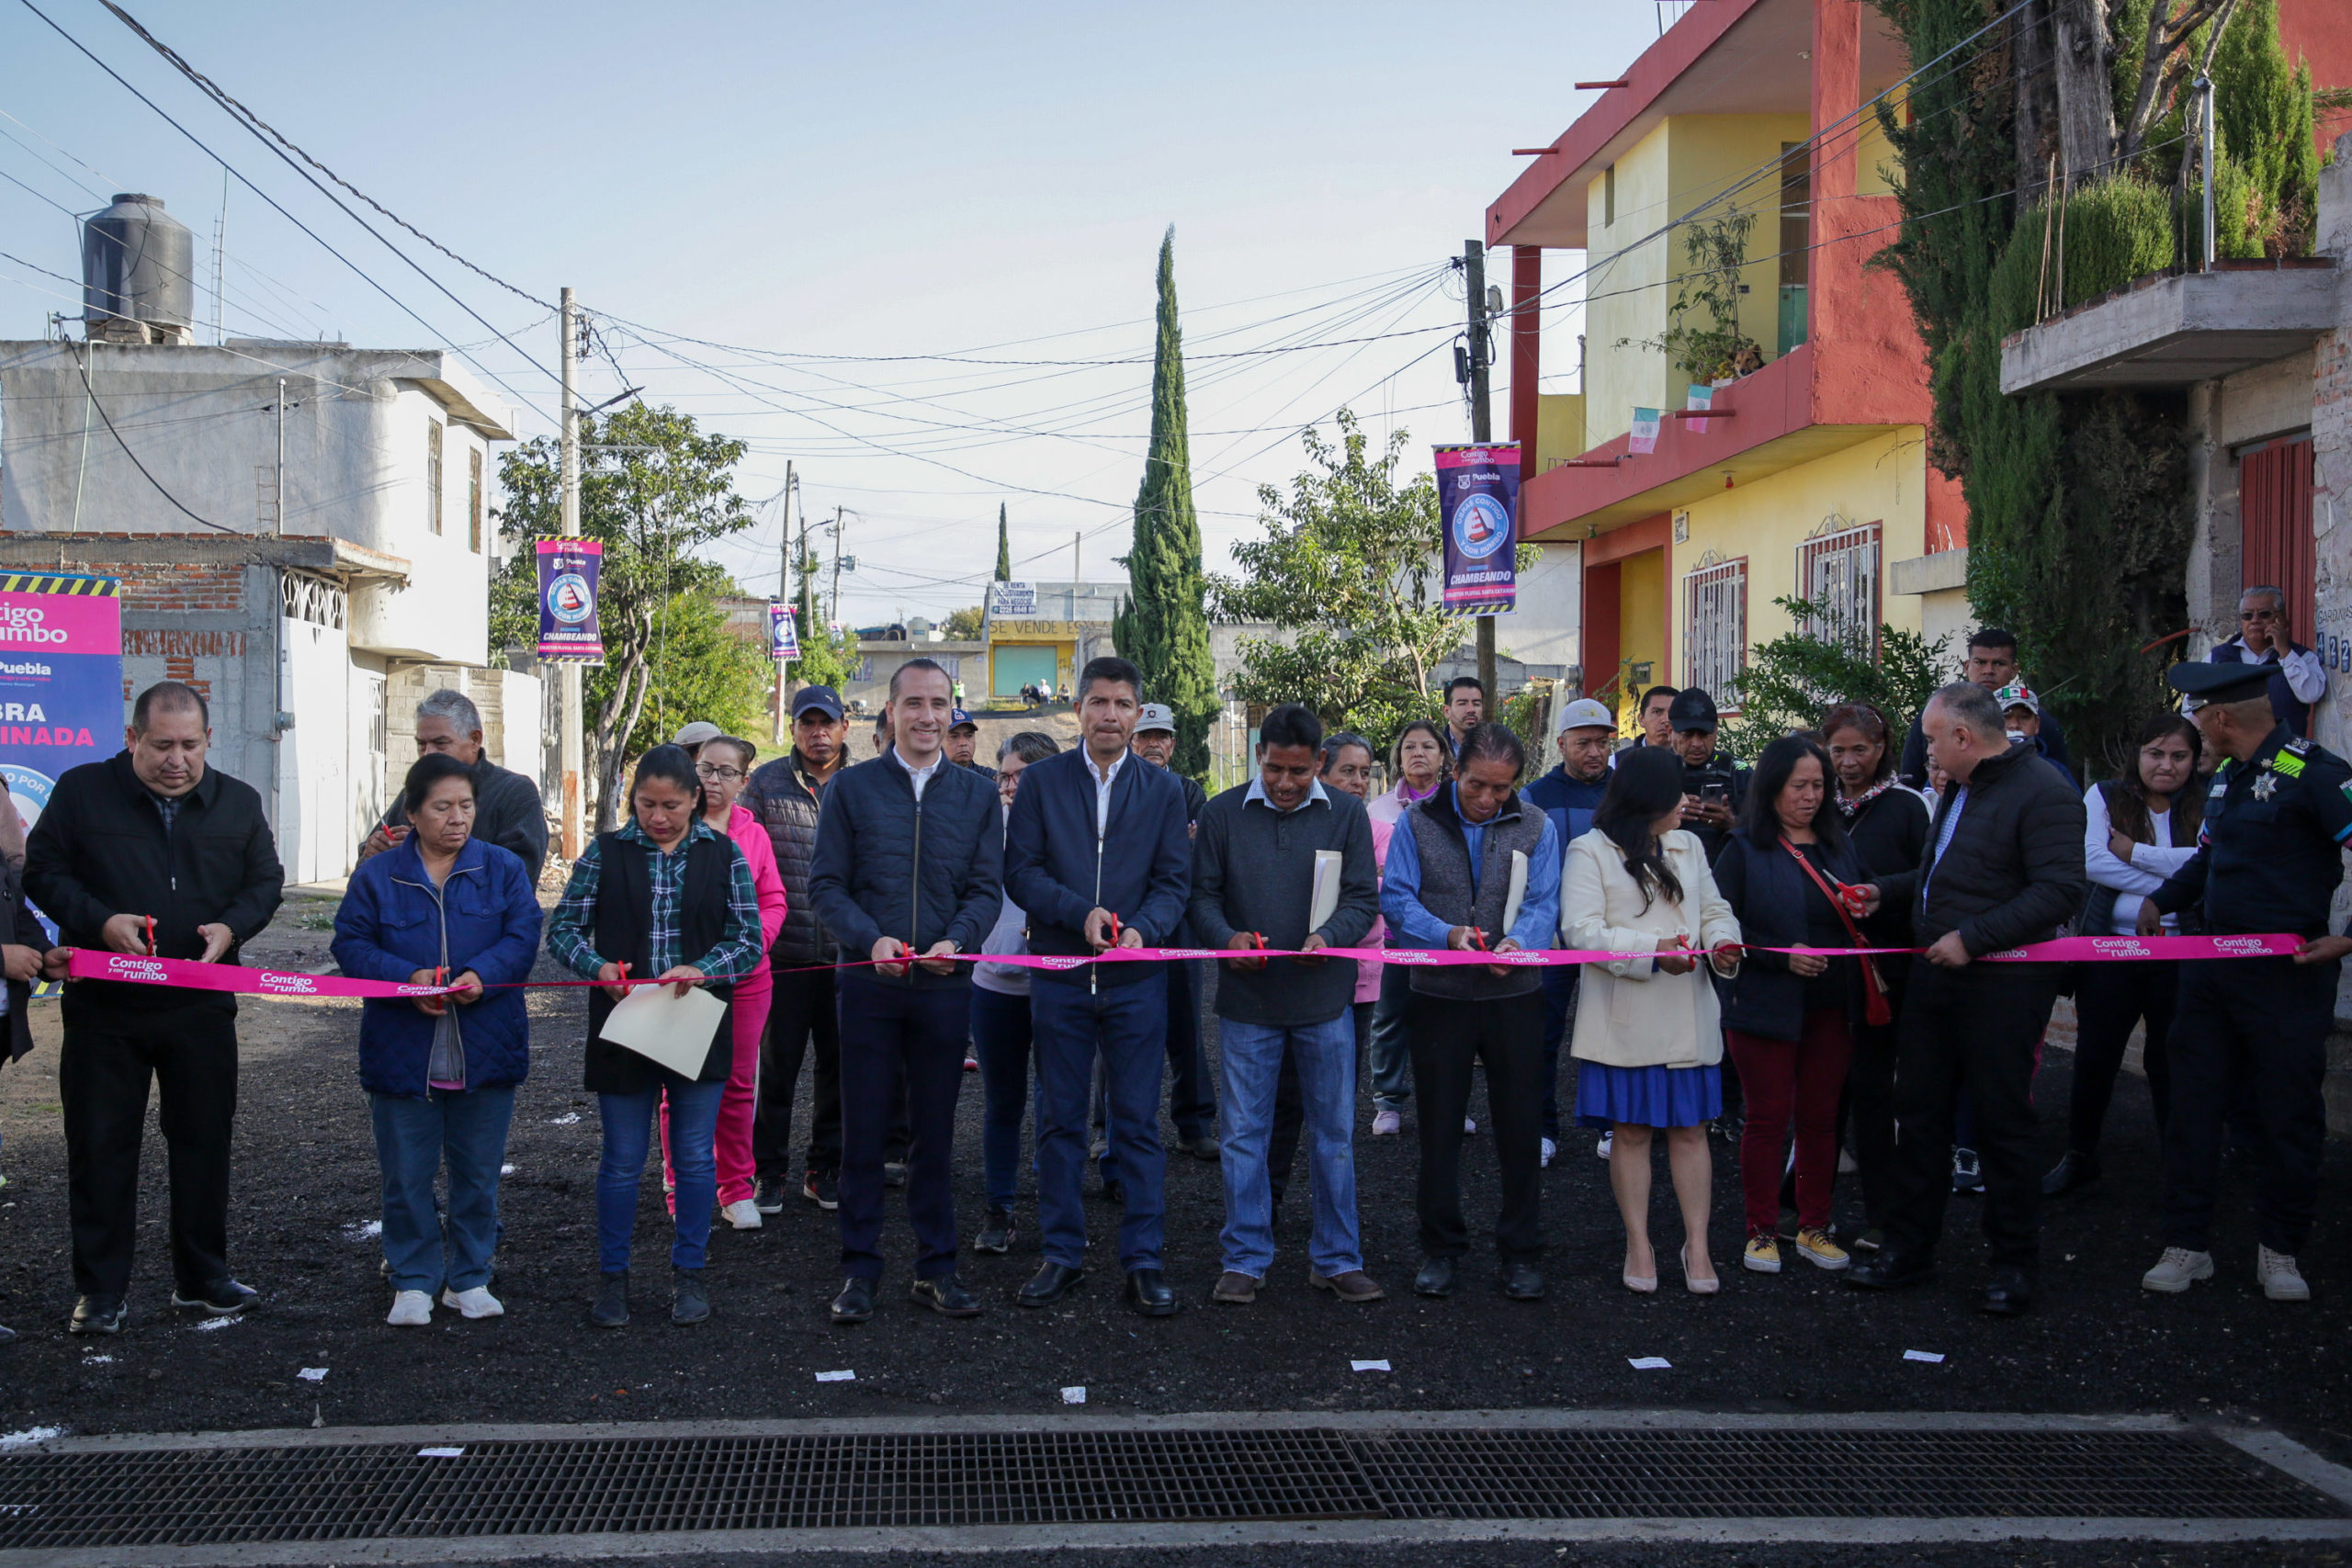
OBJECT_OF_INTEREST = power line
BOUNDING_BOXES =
[69,344,237,533]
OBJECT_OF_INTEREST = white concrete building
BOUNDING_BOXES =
[0,337,533,883]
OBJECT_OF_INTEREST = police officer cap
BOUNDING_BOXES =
[2167,662,2272,707]
[1668,688,1721,733]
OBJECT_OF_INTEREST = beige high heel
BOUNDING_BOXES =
[1623,1250,1657,1293]
[1680,1244,1721,1295]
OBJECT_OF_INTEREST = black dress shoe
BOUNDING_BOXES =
[0,1322,15,1345]
[172,1278,258,1315]
[830,1277,876,1324]
[69,1295,126,1336]
[910,1274,984,1317]
[2041,1150,2100,1197]
[1845,1249,1936,1291]
[1125,1269,1179,1316]
[1413,1257,1457,1297]
[1502,1261,1545,1301]
[1017,1262,1085,1307]
[1980,1268,2035,1316]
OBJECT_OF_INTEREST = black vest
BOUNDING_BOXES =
[582,831,736,1095]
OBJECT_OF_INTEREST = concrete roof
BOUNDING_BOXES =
[1997,261,2337,394]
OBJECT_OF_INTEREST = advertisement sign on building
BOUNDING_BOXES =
[1434,443,1521,615]
[536,540,604,663]
[0,571,122,884]
[988,581,1038,619]
[768,602,800,661]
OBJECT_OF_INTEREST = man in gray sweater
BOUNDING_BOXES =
[1188,704,1383,1306]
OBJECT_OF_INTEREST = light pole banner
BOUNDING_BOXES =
[1434,442,1521,615]
[535,540,604,663]
[768,602,800,662]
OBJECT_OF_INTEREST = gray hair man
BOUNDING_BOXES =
[2208,584,2326,739]
[1845,681,2086,1316]
[358,689,548,884]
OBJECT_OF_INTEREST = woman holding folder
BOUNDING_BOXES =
[547,745,765,1329]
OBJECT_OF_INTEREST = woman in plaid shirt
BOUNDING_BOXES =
[547,745,764,1329]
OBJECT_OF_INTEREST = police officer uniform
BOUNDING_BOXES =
[2146,661,2349,1296]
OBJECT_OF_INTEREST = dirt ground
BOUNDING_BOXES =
[0,902,2346,1470]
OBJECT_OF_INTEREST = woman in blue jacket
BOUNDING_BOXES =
[332,752,545,1327]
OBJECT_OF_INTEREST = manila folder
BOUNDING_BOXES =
[1499,850,1530,934]
[1308,850,1343,932]
[599,983,728,1077]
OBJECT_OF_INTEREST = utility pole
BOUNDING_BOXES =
[273,377,287,536]
[829,504,845,626]
[558,287,583,860]
[1464,239,1498,709]
[1072,529,1081,584]
[769,461,796,745]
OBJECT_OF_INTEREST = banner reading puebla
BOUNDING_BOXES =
[0,572,122,846]
[767,602,799,662]
[536,540,604,663]
[1435,443,1521,615]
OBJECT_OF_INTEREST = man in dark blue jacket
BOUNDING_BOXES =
[808,658,1002,1325]
[1004,656,1192,1315]
[1523,697,1615,1162]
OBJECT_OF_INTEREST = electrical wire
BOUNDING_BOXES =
[68,344,236,533]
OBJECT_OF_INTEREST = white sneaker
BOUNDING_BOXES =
[1838,1146,1859,1175]
[1371,1110,1402,1136]
[2258,1246,2311,1303]
[1540,1137,1557,1168]
[2141,1247,2215,1293]
[1596,1132,1613,1159]
[440,1285,504,1319]
[721,1199,763,1231]
[386,1289,433,1326]
[1464,1116,1478,1135]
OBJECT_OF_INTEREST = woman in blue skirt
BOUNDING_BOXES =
[1562,746,1742,1295]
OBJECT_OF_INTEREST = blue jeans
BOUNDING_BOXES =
[370,1087,514,1294]
[598,1075,722,1272]
[1217,1012,1362,1279]
[969,985,1036,1213]
[1367,964,1414,1113]
[1033,974,1168,1272]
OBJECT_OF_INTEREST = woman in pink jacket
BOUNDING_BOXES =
[662,734,788,1229]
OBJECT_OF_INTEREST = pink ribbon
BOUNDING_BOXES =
[64,931,2308,1002]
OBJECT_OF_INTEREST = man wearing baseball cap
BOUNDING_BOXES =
[672,720,724,755]
[1524,697,1617,1165]
[1666,688,1747,864]
[1128,703,1216,1160]
[945,710,995,781]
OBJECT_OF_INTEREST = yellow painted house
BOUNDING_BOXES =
[1488,0,1970,735]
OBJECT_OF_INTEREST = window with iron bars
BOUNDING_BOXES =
[1681,554,1747,710]
[1794,520,1882,654]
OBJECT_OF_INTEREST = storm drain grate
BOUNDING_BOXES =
[0,1427,2338,1549]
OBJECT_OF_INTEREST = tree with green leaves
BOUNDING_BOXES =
[491,402,762,827]
[994,503,1012,581]
[1212,410,1535,749]
[1112,227,1218,777]
[1720,598,1950,761]
[942,605,986,640]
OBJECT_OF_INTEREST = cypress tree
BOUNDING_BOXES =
[1113,227,1217,777]
[994,502,1012,581]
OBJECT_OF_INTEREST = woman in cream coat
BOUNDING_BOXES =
[1563,746,1742,1294]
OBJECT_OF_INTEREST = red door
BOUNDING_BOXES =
[2240,437,2315,634]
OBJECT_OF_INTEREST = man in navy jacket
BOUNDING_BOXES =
[808,658,1002,1325]
[1523,697,1615,1160]
[1004,656,1192,1315]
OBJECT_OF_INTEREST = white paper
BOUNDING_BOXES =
[1059,1386,1087,1404]
[1500,850,1530,934]
[598,983,728,1077]
[1903,1349,1946,1363]
[417,1447,465,1459]
[1627,1356,1671,1370]
[297,1368,328,1382]
[1351,1359,1391,1372]
[1308,850,1342,931]
[815,1369,856,1383]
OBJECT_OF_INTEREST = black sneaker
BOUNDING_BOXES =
[974,1208,1015,1255]
[69,1295,126,1336]
[910,1274,984,1317]
[804,1168,840,1211]
[1951,1147,1984,1195]
[589,1270,629,1328]
[753,1175,791,1214]
[883,1161,908,1190]
[672,1267,710,1326]
[171,1279,259,1315]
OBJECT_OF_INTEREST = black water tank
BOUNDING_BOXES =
[82,193,194,337]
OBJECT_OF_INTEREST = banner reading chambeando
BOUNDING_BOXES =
[536,540,604,663]
[1435,443,1521,615]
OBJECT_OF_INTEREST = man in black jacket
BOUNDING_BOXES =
[1848,681,2086,1315]
[26,682,286,1336]
[0,780,64,1346]
[356,688,548,885]
[1897,628,2074,788]
[808,658,1001,1325]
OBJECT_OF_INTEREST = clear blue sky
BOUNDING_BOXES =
[2,0,1669,620]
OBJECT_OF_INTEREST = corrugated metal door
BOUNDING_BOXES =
[2240,438,2314,631]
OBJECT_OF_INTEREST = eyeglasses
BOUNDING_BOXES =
[2240,608,2278,620]
[695,764,744,783]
